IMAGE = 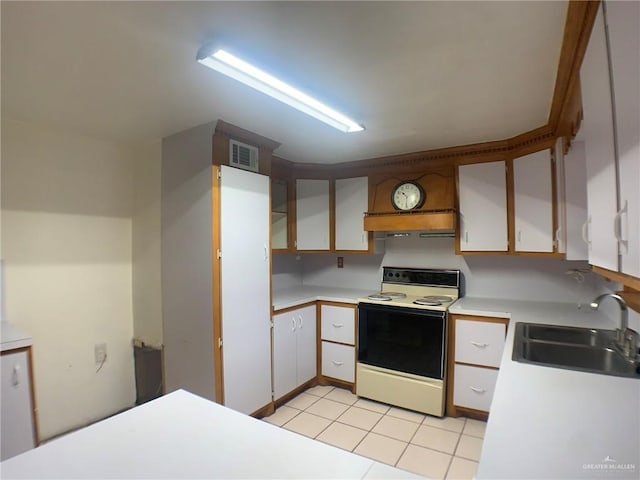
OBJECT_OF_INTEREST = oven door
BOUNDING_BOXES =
[357,303,446,380]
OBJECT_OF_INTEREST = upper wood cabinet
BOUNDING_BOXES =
[457,150,560,256]
[581,5,619,272]
[271,179,290,251]
[335,177,369,251]
[513,150,554,253]
[558,140,589,261]
[603,1,639,278]
[295,179,330,251]
[457,161,509,252]
[581,2,640,279]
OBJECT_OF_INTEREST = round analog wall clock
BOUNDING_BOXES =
[391,181,426,211]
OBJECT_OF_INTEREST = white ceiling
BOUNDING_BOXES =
[1,1,568,164]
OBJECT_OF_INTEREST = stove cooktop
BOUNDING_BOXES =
[359,267,462,311]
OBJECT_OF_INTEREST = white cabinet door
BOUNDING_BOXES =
[321,305,355,345]
[1,350,36,460]
[581,6,619,272]
[562,141,589,261]
[220,165,272,414]
[458,161,508,252]
[607,1,640,277]
[295,305,317,386]
[272,311,298,400]
[296,179,330,251]
[513,150,554,253]
[273,305,316,399]
[335,177,369,251]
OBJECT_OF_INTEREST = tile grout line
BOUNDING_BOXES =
[272,387,485,475]
[443,419,468,480]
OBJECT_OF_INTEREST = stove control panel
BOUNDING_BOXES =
[383,267,461,289]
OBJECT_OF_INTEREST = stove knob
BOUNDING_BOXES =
[395,273,400,277]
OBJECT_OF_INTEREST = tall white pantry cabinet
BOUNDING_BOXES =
[219,165,272,415]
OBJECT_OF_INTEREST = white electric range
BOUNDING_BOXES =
[356,267,463,417]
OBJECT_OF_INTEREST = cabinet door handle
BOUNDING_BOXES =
[469,386,486,394]
[264,245,268,261]
[581,219,589,245]
[332,360,344,366]
[614,200,628,247]
[517,230,522,243]
[291,318,296,332]
[470,341,489,348]
[332,323,344,328]
[12,364,21,386]
[465,231,469,244]
[298,315,303,329]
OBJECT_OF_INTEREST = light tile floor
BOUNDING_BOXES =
[263,385,485,480]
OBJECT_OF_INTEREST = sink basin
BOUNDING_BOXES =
[513,323,639,378]
[518,323,616,347]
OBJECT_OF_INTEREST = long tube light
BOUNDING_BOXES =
[196,47,364,133]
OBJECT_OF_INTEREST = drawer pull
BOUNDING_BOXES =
[12,364,21,386]
[469,386,486,394]
[332,360,344,366]
[470,341,489,348]
[332,323,344,328]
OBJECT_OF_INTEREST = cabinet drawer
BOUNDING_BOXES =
[453,364,499,412]
[455,319,506,367]
[321,341,355,382]
[321,305,355,345]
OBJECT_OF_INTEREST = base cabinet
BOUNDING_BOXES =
[272,305,317,400]
[447,314,508,419]
[319,303,356,385]
[1,348,37,460]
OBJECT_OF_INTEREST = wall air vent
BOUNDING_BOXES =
[229,139,259,172]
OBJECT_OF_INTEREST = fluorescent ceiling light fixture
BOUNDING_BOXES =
[197,47,364,133]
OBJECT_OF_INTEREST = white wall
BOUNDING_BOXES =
[161,122,216,400]
[132,141,162,348]
[1,119,136,440]
[271,253,304,291]
[299,236,607,306]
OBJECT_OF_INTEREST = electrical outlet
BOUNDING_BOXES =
[94,343,107,365]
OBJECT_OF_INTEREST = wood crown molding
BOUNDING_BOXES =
[548,0,601,137]
[276,1,598,175]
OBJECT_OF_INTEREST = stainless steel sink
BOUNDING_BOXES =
[518,323,616,347]
[513,323,639,378]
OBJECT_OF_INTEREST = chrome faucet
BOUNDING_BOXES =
[590,293,638,361]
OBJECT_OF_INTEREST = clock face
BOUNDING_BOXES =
[391,181,426,211]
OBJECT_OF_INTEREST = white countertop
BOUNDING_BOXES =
[273,286,373,311]
[450,297,640,480]
[0,389,423,479]
[0,323,33,352]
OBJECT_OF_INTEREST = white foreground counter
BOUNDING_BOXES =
[0,390,422,479]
